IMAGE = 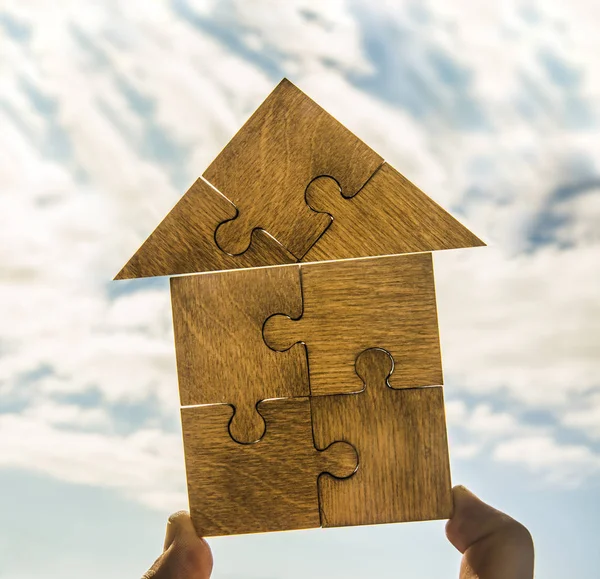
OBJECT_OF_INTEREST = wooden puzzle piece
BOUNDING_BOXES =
[114,178,296,280]
[313,348,452,527]
[203,78,383,259]
[263,253,443,396]
[302,163,485,263]
[182,397,358,537]
[171,264,308,443]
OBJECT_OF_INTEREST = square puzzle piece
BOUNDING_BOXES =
[204,78,383,259]
[171,264,308,443]
[313,348,452,527]
[263,253,443,396]
[182,397,358,537]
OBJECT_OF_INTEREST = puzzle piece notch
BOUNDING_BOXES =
[354,345,394,384]
[182,398,358,537]
[303,163,485,263]
[263,312,301,353]
[171,264,309,444]
[228,401,267,444]
[314,348,453,527]
[263,253,443,396]
[114,178,296,280]
[204,78,384,259]
[214,200,332,259]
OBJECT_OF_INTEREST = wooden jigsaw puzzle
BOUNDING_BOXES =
[115,78,485,537]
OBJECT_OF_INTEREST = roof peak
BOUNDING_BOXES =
[116,78,484,280]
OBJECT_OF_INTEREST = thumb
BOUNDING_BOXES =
[445,486,534,579]
[143,511,213,579]
[163,511,204,551]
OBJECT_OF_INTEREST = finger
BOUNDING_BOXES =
[163,510,196,551]
[166,511,213,577]
[143,511,213,579]
[446,486,523,553]
[446,486,534,579]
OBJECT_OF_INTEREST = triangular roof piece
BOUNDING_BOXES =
[302,162,485,263]
[114,178,295,280]
[204,78,384,259]
[115,79,484,280]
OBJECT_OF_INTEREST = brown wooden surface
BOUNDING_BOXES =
[313,348,452,527]
[303,163,485,263]
[204,78,383,259]
[171,265,309,443]
[114,178,296,280]
[263,253,443,396]
[182,397,358,537]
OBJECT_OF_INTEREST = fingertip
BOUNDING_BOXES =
[164,511,198,551]
[450,484,494,514]
[445,485,503,553]
[168,510,191,521]
[452,484,481,504]
[446,485,533,557]
[161,511,214,578]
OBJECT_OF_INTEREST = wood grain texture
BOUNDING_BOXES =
[114,178,296,280]
[204,78,383,259]
[313,348,452,527]
[302,163,485,263]
[263,253,443,396]
[182,397,358,537]
[171,265,308,443]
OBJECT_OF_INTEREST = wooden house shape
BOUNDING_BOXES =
[115,79,484,537]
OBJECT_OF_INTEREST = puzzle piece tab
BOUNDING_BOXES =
[182,397,358,537]
[263,253,443,396]
[171,264,308,443]
[115,178,296,280]
[204,78,383,259]
[313,348,452,527]
[303,163,485,263]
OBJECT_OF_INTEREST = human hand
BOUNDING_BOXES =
[143,486,533,579]
[142,511,213,579]
[446,485,534,579]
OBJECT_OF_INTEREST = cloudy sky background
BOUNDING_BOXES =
[1,1,599,577]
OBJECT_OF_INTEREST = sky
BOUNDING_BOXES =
[0,0,599,577]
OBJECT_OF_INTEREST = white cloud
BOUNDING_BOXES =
[494,434,600,487]
[436,245,600,406]
[450,443,482,460]
[446,399,550,464]
[553,186,600,247]
[562,392,600,440]
[184,0,371,76]
[22,401,111,429]
[1,0,599,502]
[0,411,186,510]
[446,400,524,438]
